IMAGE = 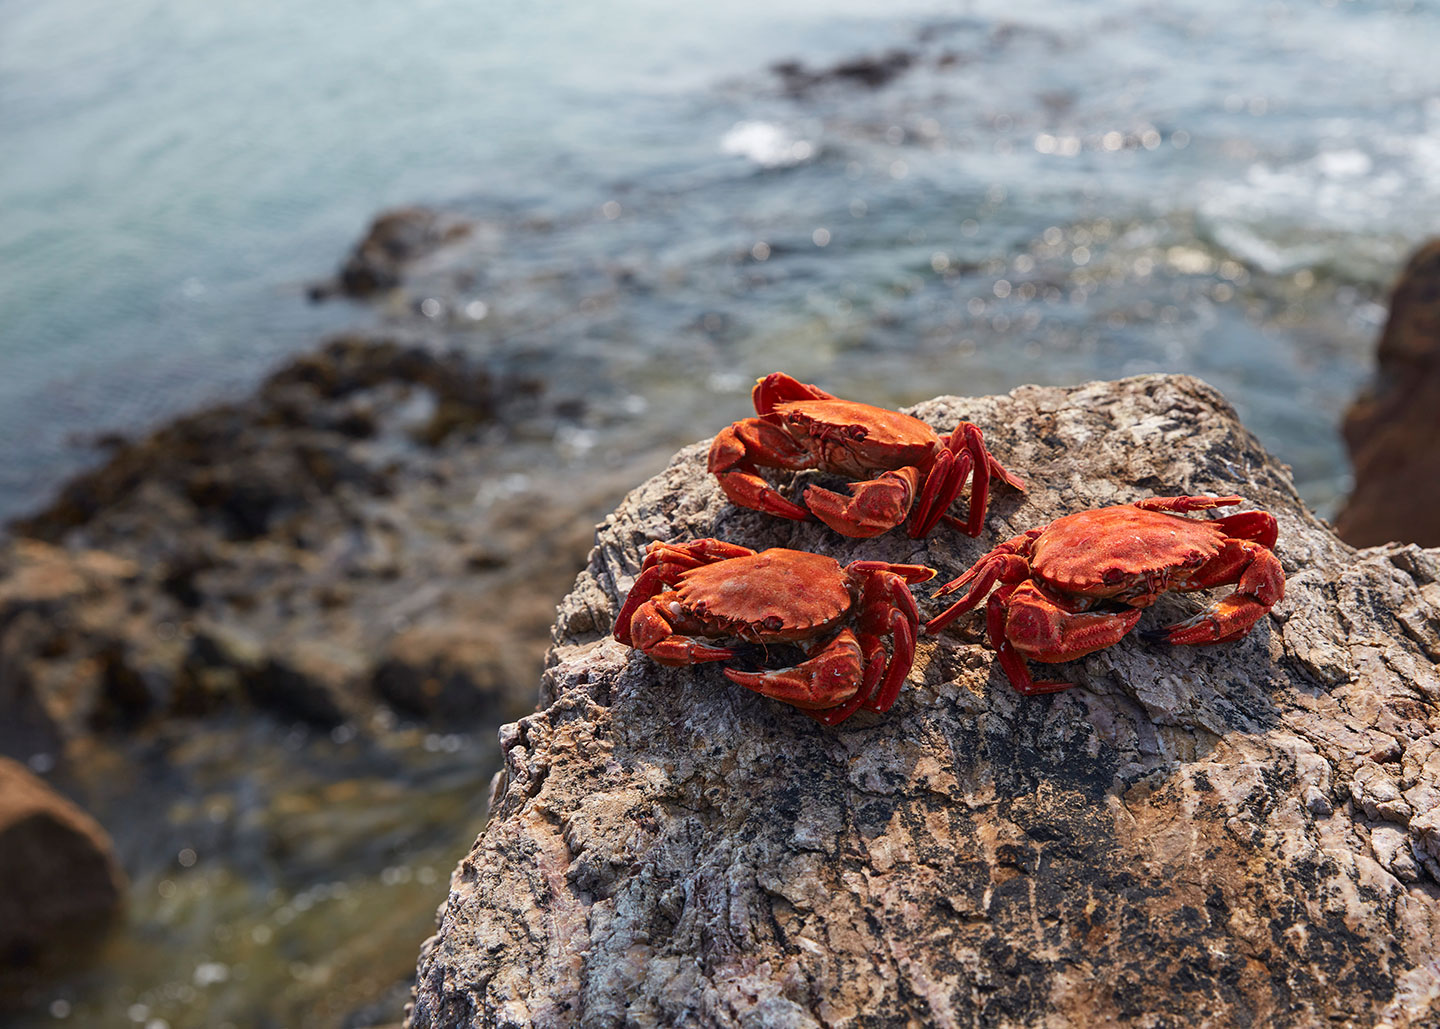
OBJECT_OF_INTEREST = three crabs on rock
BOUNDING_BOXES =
[612,538,934,725]
[708,373,1025,538]
[924,495,1286,695]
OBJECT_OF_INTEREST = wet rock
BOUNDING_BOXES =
[0,336,567,743]
[374,625,527,723]
[772,49,915,95]
[15,336,533,547]
[1337,239,1440,546]
[0,757,125,960]
[410,375,1440,1028]
[325,207,474,300]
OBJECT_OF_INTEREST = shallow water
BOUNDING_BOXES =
[4,0,1440,1025]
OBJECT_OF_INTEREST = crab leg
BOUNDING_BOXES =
[708,418,815,521]
[926,423,1026,538]
[724,629,865,717]
[1153,539,1285,646]
[915,424,1006,538]
[1133,494,1242,514]
[802,467,919,538]
[613,539,756,645]
[924,530,1043,634]
[851,566,929,712]
[992,583,1143,695]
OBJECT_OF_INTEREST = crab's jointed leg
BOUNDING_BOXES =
[849,562,932,711]
[923,529,1044,634]
[916,422,1026,538]
[1133,494,1243,514]
[613,538,755,645]
[991,582,1143,695]
[1155,538,1285,646]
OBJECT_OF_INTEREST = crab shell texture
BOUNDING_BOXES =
[612,540,934,725]
[706,373,1024,539]
[1030,505,1231,604]
[672,549,855,641]
[775,400,939,480]
[924,496,1285,696]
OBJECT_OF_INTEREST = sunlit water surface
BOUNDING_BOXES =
[3,0,1439,1024]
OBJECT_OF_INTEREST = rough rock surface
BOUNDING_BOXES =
[1337,238,1440,547]
[0,757,125,959]
[410,374,1440,1029]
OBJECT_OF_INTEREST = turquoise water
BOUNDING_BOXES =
[3,0,1439,520]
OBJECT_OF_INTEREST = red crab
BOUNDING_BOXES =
[612,538,935,725]
[707,373,1025,539]
[923,495,1285,695]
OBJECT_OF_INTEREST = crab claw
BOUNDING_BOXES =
[802,468,919,538]
[724,629,866,721]
[752,372,836,414]
[1149,538,1285,646]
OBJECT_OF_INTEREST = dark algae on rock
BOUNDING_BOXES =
[409,375,1440,1028]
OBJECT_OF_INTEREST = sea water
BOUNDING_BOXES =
[2,0,1439,524]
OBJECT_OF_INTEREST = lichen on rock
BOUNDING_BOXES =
[410,374,1440,1028]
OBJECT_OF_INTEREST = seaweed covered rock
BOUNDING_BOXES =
[410,374,1440,1028]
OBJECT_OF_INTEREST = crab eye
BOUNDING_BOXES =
[762,615,784,631]
[1102,568,1125,585]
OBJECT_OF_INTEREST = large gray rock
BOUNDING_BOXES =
[410,375,1440,1028]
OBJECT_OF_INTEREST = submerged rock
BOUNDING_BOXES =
[0,757,125,960]
[410,375,1440,1028]
[1337,239,1440,547]
[771,49,915,94]
[324,207,474,300]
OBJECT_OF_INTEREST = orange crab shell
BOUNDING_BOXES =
[1030,505,1226,598]
[770,400,940,479]
[673,549,854,641]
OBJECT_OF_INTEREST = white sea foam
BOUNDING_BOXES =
[720,121,815,168]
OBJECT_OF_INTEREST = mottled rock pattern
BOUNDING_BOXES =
[410,375,1440,1028]
[0,757,125,959]
[1338,238,1440,547]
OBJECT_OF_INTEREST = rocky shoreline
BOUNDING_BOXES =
[3,219,1437,1025]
